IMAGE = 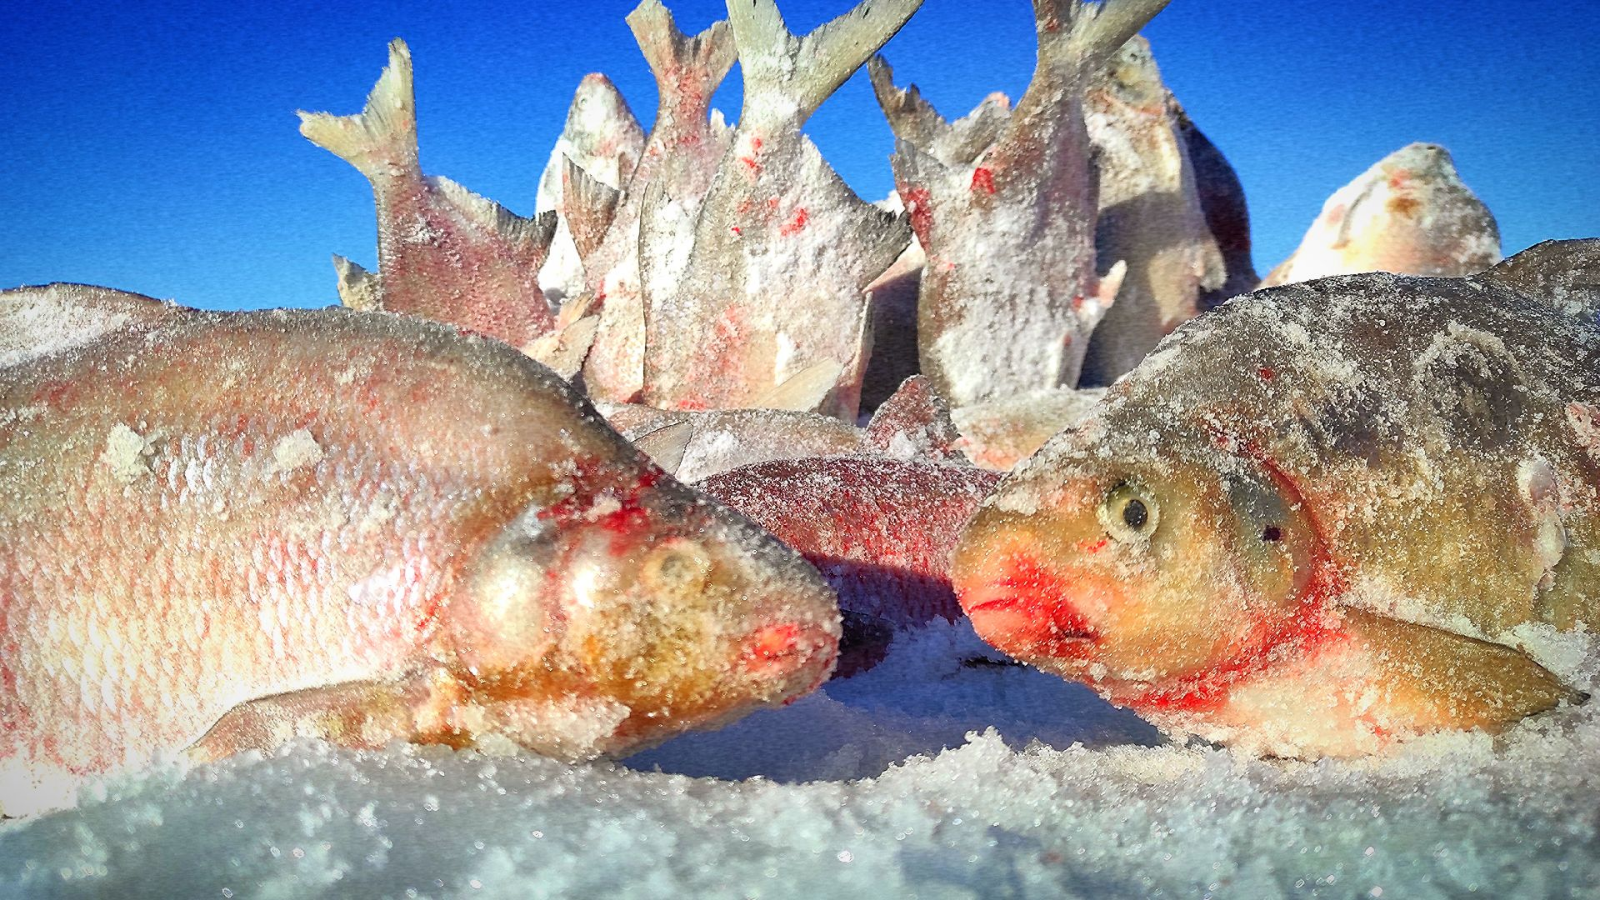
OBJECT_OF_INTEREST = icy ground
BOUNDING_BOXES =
[3,620,1598,899]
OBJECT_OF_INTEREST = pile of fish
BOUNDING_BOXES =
[3,0,1593,817]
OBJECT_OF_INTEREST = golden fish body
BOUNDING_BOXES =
[953,242,1600,757]
[0,286,838,815]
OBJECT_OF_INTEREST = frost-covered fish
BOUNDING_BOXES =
[536,73,646,306]
[1177,111,1258,309]
[1262,142,1501,288]
[641,0,919,419]
[301,40,558,350]
[700,456,1001,674]
[613,374,963,482]
[952,242,1600,758]
[882,0,1168,407]
[582,1,737,403]
[1077,36,1224,386]
[0,285,839,816]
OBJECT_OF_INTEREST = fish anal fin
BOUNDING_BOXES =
[631,420,694,474]
[562,156,623,263]
[753,359,845,413]
[332,254,382,311]
[186,667,460,762]
[430,176,558,266]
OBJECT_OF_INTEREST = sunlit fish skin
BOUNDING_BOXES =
[700,456,1001,675]
[1261,142,1501,288]
[582,0,737,404]
[640,0,920,419]
[882,0,1169,407]
[0,285,839,816]
[536,73,646,307]
[952,242,1600,758]
[300,39,559,350]
[1078,35,1225,386]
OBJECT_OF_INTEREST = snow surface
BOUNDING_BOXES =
[4,618,1598,898]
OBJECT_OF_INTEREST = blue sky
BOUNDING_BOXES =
[2,0,1596,311]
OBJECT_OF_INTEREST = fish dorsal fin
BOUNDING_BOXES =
[0,283,175,368]
[332,254,382,311]
[869,56,1010,167]
[429,176,558,263]
[729,0,925,128]
[561,156,623,263]
[753,359,845,412]
[1475,239,1600,319]
[865,374,964,461]
[297,39,419,180]
[631,420,694,474]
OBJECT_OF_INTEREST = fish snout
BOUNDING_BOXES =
[953,526,1104,664]
[738,621,839,700]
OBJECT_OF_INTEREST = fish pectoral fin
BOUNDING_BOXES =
[185,666,461,763]
[632,420,693,474]
[1342,607,1581,733]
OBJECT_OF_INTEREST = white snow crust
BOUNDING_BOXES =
[4,618,1598,898]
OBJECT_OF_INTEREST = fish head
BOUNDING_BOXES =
[951,421,1325,698]
[441,460,840,748]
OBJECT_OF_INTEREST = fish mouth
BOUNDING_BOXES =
[964,591,1099,660]
[738,621,839,697]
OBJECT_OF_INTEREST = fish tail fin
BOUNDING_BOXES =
[871,56,1011,166]
[627,0,736,115]
[729,0,924,126]
[298,39,419,180]
[869,56,945,144]
[1035,0,1169,75]
[331,254,381,311]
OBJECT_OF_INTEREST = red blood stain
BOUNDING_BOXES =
[970,167,996,194]
[779,208,809,237]
[902,186,934,241]
[730,225,742,236]
[1257,366,1276,381]
[1075,537,1108,554]
[963,553,1098,660]
[1070,294,1085,312]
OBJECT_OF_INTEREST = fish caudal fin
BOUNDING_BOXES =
[628,0,736,117]
[332,255,381,311]
[870,56,1009,167]
[298,38,419,180]
[1034,0,1170,77]
[729,0,925,127]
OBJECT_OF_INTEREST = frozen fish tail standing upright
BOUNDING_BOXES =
[0,285,839,817]
[885,0,1169,407]
[951,242,1600,758]
[300,40,559,350]
[641,0,920,419]
[1262,142,1501,287]
[582,1,738,403]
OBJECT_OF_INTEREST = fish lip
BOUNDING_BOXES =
[963,593,1099,642]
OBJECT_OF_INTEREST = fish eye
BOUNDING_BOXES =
[1098,482,1159,541]
[640,540,712,596]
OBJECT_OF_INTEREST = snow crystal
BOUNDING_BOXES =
[6,619,1599,898]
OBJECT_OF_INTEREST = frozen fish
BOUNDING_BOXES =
[1262,142,1501,288]
[1078,36,1225,386]
[535,74,646,305]
[953,241,1600,757]
[301,40,558,350]
[700,456,1001,673]
[883,0,1168,407]
[1177,112,1258,309]
[640,0,920,419]
[615,374,962,482]
[0,285,838,816]
[582,1,738,403]
[952,386,1106,471]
